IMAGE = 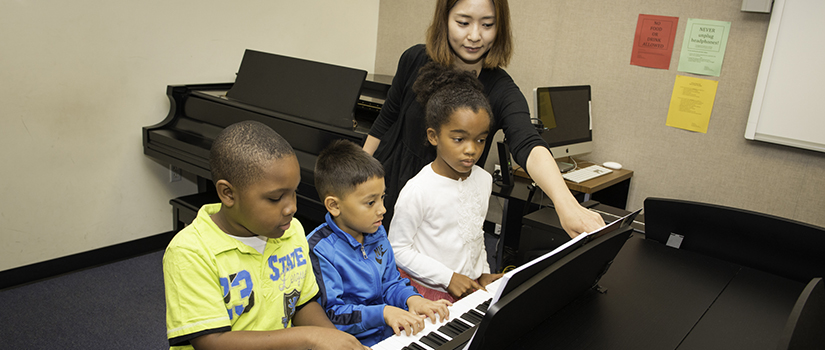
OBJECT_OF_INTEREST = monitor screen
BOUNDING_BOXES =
[533,86,593,159]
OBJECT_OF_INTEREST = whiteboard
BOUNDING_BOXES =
[745,0,825,153]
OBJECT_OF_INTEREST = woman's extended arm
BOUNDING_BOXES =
[524,146,605,237]
[363,135,381,156]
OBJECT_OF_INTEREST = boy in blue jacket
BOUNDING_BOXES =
[307,140,451,346]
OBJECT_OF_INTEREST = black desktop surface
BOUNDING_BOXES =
[679,266,804,349]
[509,235,806,349]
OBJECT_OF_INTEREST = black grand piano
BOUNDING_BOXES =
[143,49,391,231]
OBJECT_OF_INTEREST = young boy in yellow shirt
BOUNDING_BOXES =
[307,139,451,346]
[162,121,367,350]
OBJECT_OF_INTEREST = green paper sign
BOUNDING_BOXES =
[677,18,731,77]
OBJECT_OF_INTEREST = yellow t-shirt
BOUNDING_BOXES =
[163,203,319,349]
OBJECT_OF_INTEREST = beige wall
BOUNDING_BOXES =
[376,0,825,228]
[4,0,823,272]
[0,0,380,271]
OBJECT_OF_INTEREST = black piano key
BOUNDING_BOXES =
[430,332,448,344]
[449,319,471,332]
[475,298,492,312]
[468,308,485,320]
[435,324,479,350]
[444,321,466,337]
[419,334,443,348]
[438,324,461,338]
[406,342,427,350]
[461,311,482,325]
[466,310,483,323]
[455,318,473,330]
[459,313,476,325]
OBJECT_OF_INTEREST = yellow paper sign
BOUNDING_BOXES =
[666,75,718,133]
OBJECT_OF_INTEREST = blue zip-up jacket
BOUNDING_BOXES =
[307,213,420,346]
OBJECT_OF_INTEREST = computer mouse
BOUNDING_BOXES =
[602,161,622,170]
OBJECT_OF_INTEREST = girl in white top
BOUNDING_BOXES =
[389,62,502,302]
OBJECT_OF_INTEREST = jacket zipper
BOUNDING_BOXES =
[360,243,381,298]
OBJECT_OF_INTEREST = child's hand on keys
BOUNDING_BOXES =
[447,272,483,299]
[407,295,452,324]
[384,305,426,336]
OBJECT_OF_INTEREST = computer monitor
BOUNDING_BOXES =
[532,86,593,169]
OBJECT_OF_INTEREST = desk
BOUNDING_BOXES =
[515,159,633,209]
[511,235,806,349]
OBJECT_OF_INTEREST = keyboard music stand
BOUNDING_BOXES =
[462,210,639,350]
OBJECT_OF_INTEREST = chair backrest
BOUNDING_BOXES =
[644,197,825,282]
[776,277,825,350]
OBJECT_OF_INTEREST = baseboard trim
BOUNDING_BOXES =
[0,231,176,291]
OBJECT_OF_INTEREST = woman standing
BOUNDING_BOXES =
[364,0,604,238]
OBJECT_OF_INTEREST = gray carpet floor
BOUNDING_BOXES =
[0,250,167,349]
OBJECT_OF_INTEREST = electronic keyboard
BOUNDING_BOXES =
[371,278,502,350]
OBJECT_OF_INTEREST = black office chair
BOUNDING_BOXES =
[776,277,825,350]
[643,197,825,283]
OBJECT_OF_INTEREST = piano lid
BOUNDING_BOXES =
[226,49,368,130]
